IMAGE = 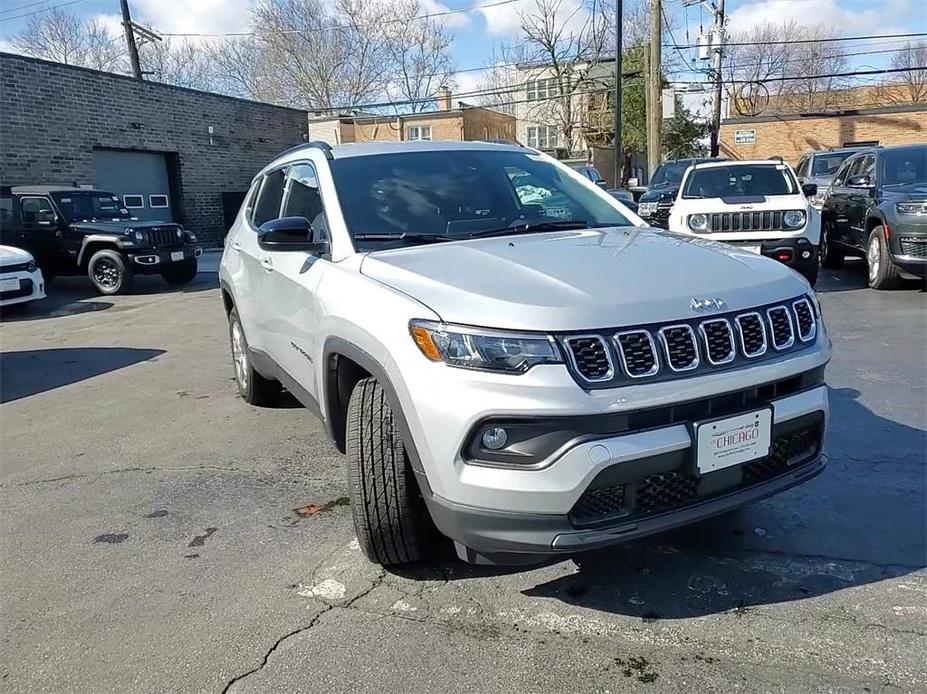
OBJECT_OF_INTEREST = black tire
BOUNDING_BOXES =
[819,220,844,269]
[867,227,900,290]
[801,260,819,287]
[228,307,281,406]
[87,248,134,295]
[160,258,198,285]
[346,377,426,566]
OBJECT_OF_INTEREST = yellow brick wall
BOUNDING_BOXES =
[462,109,517,141]
[719,109,927,165]
[336,109,514,144]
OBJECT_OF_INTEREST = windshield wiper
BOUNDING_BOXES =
[354,232,456,245]
[469,220,592,239]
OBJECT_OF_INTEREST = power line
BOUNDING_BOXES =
[157,0,528,38]
[0,0,58,16]
[664,31,927,50]
[0,0,83,20]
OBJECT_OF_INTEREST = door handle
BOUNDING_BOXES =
[260,256,274,272]
[231,241,242,253]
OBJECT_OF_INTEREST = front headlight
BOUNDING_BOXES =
[783,210,806,228]
[688,213,708,232]
[26,260,36,273]
[810,193,826,209]
[896,202,927,216]
[638,202,656,216]
[409,320,562,373]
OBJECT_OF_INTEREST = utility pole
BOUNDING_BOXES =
[709,0,725,156]
[119,0,143,80]
[612,0,623,189]
[646,0,662,176]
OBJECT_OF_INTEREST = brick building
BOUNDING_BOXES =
[307,87,515,145]
[0,53,309,245]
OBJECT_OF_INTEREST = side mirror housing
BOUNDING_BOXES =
[847,175,872,189]
[801,182,818,198]
[36,209,58,226]
[595,180,607,189]
[257,216,328,254]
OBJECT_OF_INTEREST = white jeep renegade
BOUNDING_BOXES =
[220,141,831,566]
[668,159,821,285]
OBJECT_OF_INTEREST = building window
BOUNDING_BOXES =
[123,195,144,209]
[526,125,558,149]
[149,194,169,208]
[526,78,560,101]
[407,125,432,141]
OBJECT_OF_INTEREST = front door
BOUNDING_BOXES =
[18,196,67,273]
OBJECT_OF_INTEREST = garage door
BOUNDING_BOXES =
[93,150,174,223]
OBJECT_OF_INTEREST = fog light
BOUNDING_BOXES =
[801,250,811,259]
[482,427,508,450]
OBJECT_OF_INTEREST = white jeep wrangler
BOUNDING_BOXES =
[220,141,831,566]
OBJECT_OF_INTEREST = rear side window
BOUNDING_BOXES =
[282,163,328,239]
[252,168,287,226]
[832,157,856,186]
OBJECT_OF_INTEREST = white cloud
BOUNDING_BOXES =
[132,0,252,37]
[419,0,471,29]
[727,0,917,36]
[478,0,525,36]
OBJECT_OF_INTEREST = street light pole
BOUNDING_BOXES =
[613,0,623,188]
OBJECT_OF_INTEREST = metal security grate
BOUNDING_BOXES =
[900,238,927,258]
[710,211,785,232]
[659,325,699,371]
[614,330,659,377]
[735,313,767,358]
[700,318,735,365]
[147,227,182,249]
[569,485,627,526]
[766,306,795,350]
[565,336,613,382]
[792,298,816,342]
[636,471,698,515]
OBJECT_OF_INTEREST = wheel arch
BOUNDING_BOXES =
[77,236,122,267]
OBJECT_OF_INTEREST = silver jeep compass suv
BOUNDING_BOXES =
[220,141,831,566]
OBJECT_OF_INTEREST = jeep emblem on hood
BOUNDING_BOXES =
[690,297,727,312]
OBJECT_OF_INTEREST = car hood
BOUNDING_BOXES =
[0,244,34,265]
[360,228,808,331]
[69,220,179,234]
[882,182,927,202]
[639,186,679,203]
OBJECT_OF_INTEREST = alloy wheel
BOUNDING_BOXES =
[93,258,120,289]
[867,235,881,283]
[231,320,249,391]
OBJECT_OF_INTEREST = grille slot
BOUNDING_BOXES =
[900,238,927,258]
[709,211,786,232]
[636,472,698,515]
[614,330,659,377]
[564,335,613,382]
[0,261,32,273]
[699,318,735,365]
[147,227,182,249]
[766,306,795,350]
[569,485,627,526]
[792,298,816,342]
[735,312,767,358]
[658,325,699,372]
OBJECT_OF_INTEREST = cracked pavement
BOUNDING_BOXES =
[1,260,925,693]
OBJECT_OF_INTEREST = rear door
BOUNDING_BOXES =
[845,153,876,249]
[826,155,859,247]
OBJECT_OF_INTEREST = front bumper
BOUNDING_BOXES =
[727,238,818,277]
[890,231,927,278]
[127,245,202,272]
[0,268,46,307]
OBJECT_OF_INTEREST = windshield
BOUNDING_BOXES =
[329,149,631,248]
[682,164,799,199]
[881,147,927,187]
[810,152,857,177]
[649,161,693,188]
[51,192,131,222]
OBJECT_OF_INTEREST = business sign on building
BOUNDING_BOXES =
[735,129,757,145]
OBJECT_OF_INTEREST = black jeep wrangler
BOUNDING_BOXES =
[0,186,202,294]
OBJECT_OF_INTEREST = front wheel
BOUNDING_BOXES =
[161,258,197,285]
[819,220,844,268]
[867,228,900,290]
[87,249,134,295]
[801,261,819,287]
[346,377,428,566]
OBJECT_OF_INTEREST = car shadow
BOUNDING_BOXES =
[398,386,926,620]
[816,258,925,293]
[0,347,165,403]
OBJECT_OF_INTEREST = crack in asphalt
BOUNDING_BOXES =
[220,570,386,694]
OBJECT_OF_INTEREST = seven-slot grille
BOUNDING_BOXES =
[562,298,816,385]
[564,335,613,382]
[699,319,735,365]
[146,227,182,249]
[659,325,699,371]
[900,238,927,258]
[614,331,659,377]
[766,306,795,350]
[709,211,786,232]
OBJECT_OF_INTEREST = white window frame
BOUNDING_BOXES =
[526,78,559,101]
[407,125,432,141]
[149,194,169,209]
[526,125,557,149]
[123,194,145,209]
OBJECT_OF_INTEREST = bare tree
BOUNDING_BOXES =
[473,45,529,116]
[883,41,927,104]
[10,8,127,72]
[139,38,215,91]
[780,25,848,112]
[383,0,455,112]
[207,37,287,104]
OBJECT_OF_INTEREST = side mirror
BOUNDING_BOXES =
[595,180,607,189]
[36,209,58,226]
[257,216,328,254]
[847,175,872,189]
[801,182,818,198]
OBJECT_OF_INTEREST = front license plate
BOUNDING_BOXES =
[170,251,185,262]
[695,409,772,474]
[0,277,21,292]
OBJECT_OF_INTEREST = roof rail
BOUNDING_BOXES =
[278,140,335,160]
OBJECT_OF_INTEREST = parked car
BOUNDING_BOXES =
[568,163,635,207]
[0,186,202,295]
[820,144,927,289]
[668,159,821,285]
[637,157,724,228]
[0,245,45,308]
[795,147,865,209]
[220,140,831,567]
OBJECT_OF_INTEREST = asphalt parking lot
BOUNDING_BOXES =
[1,257,925,693]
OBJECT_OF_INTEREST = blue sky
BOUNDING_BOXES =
[2,0,925,98]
